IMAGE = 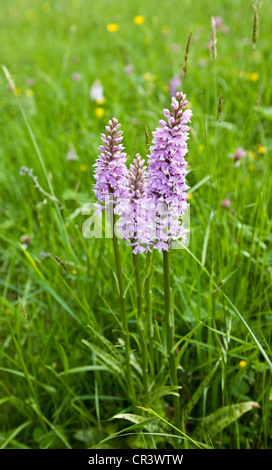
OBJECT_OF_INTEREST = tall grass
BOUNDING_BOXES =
[0,0,272,449]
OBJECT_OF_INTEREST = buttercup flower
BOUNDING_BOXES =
[239,360,247,368]
[133,15,145,25]
[94,107,105,118]
[246,72,259,82]
[257,144,266,154]
[80,164,88,172]
[107,23,119,32]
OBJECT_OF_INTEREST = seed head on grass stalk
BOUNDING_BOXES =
[211,17,217,59]
[182,30,192,77]
[252,3,260,50]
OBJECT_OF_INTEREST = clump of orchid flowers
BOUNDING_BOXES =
[92,91,192,432]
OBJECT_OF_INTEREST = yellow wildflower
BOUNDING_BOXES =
[25,89,34,98]
[257,144,266,154]
[248,150,258,160]
[80,164,88,172]
[107,23,119,33]
[95,107,105,118]
[198,144,204,152]
[134,15,145,25]
[143,72,156,81]
[251,72,259,82]
[188,193,193,200]
[14,88,22,96]
[239,360,247,368]
[246,72,259,82]
[161,25,169,35]
[71,269,77,275]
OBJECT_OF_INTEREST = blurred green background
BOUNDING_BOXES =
[0,0,271,450]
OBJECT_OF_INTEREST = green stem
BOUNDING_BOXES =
[112,214,135,404]
[163,250,181,434]
[145,251,154,374]
[132,252,148,395]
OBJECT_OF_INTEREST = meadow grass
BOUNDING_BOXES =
[0,0,272,449]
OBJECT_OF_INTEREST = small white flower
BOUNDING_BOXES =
[90,79,104,102]
[66,143,78,161]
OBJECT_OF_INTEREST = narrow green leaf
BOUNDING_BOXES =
[202,211,214,266]
[81,340,125,378]
[189,174,210,194]
[59,365,107,376]
[172,321,205,364]
[92,418,157,449]
[114,413,150,425]
[137,406,206,449]
[182,358,222,423]
[57,343,69,374]
[86,325,120,357]
[1,421,31,449]
[149,385,181,400]
[194,401,260,439]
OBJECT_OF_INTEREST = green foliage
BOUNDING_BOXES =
[0,0,272,450]
[193,401,260,441]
